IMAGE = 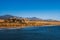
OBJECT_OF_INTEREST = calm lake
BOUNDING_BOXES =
[0,26,60,40]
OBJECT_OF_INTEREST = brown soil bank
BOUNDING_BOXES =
[0,22,60,28]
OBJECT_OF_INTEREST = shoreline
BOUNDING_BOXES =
[0,25,59,30]
[0,22,60,29]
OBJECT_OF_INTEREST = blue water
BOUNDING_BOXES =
[0,26,60,40]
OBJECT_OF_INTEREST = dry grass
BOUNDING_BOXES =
[0,21,60,28]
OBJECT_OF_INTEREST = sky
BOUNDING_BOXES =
[0,0,60,20]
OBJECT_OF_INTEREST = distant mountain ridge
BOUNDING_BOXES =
[0,15,59,21]
[0,15,41,20]
[0,15,22,19]
[0,15,15,19]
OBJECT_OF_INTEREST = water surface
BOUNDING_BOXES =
[0,26,60,40]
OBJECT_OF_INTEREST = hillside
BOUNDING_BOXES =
[0,15,60,28]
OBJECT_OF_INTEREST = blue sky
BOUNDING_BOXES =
[0,0,60,20]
